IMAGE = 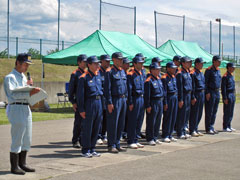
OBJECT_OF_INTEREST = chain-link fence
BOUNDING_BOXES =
[0,0,136,58]
[155,11,240,62]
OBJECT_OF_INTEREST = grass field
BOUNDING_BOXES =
[0,58,76,83]
[1,58,240,83]
[0,104,74,125]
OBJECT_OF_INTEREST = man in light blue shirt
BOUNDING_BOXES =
[4,53,40,175]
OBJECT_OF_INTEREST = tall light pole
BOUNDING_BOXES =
[215,18,221,57]
[58,0,60,51]
[7,0,10,59]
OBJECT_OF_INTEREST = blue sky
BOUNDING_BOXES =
[0,0,239,56]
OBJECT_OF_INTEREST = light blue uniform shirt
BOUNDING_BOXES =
[4,69,32,153]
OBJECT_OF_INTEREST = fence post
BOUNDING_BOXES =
[16,37,18,56]
[7,0,10,59]
[99,0,102,30]
[134,6,136,34]
[182,15,185,41]
[233,26,235,61]
[210,21,212,54]
[40,39,42,59]
[58,0,60,50]
[154,11,157,48]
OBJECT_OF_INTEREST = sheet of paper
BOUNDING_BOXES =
[12,86,48,106]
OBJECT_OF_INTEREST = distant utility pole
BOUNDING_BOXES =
[58,0,60,50]
[7,0,10,59]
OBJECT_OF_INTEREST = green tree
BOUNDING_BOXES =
[0,49,8,58]
[27,48,41,59]
[47,48,59,55]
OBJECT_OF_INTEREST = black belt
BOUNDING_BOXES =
[151,97,163,100]
[10,102,29,105]
[168,92,177,96]
[184,91,191,94]
[113,94,126,98]
[210,88,220,91]
[133,94,144,97]
[196,89,204,92]
[90,95,102,100]
[227,90,235,93]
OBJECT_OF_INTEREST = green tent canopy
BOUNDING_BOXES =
[157,40,227,67]
[42,30,172,66]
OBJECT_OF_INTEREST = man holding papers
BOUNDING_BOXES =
[4,53,40,175]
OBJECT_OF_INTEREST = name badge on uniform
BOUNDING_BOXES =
[154,83,157,86]
[89,80,93,83]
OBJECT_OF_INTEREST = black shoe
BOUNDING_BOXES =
[108,147,119,153]
[116,146,127,152]
[19,151,35,172]
[206,130,215,135]
[73,142,81,148]
[140,133,146,139]
[10,152,25,175]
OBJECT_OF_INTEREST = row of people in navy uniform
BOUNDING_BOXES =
[68,52,236,157]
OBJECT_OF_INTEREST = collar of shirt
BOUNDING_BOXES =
[100,66,106,73]
[13,68,24,78]
[167,72,175,78]
[211,65,219,71]
[88,70,98,78]
[194,68,201,73]
[181,67,189,73]
[134,68,142,75]
[113,65,122,71]
[78,67,85,73]
[227,71,233,76]
[151,74,160,80]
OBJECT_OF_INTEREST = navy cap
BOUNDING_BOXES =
[212,55,222,61]
[173,55,181,62]
[135,53,147,60]
[194,57,205,64]
[149,62,161,70]
[166,61,178,68]
[100,54,111,61]
[226,62,236,68]
[16,53,33,64]
[87,56,100,64]
[152,57,163,63]
[77,54,87,62]
[132,56,145,63]
[180,56,192,63]
[112,52,124,59]
[123,57,131,64]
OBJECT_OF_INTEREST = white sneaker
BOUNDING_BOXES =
[148,140,156,146]
[162,138,171,143]
[185,134,191,139]
[155,140,162,144]
[230,128,236,132]
[191,131,199,137]
[128,143,138,149]
[170,137,177,142]
[97,139,103,145]
[223,128,232,132]
[81,153,92,158]
[178,135,186,139]
[102,138,108,144]
[197,132,204,136]
[136,143,144,148]
[91,152,101,157]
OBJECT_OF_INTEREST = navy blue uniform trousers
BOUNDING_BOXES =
[72,109,82,144]
[107,97,127,148]
[189,91,204,133]
[205,90,220,131]
[162,94,178,139]
[146,99,163,141]
[223,93,235,129]
[127,96,144,144]
[81,98,102,154]
[176,93,191,136]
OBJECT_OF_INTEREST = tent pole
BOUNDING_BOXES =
[154,11,157,48]
[182,15,185,41]
[99,0,102,30]
[210,21,212,54]
[134,6,136,34]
